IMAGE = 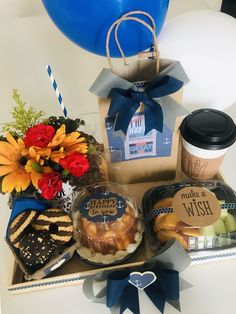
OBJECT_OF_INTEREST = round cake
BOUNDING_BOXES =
[73,184,143,265]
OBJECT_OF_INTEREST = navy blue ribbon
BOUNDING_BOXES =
[108,75,184,135]
[107,268,179,314]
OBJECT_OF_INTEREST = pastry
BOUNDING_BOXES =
[153,198,200,250]
[19,230,55,268]
[73,187,143,265]
[143,181,236,252]
[33,208,73,244]
[157,230,189,250]
[8,210,38,248]
[78,205,138,255]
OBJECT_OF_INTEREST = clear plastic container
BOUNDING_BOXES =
[142,181,236,252]
[72,183,143,265]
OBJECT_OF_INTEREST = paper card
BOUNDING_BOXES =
[129,271,157,290]
[172,187,221,227]
[106,112,173,163]
[80,192,126,223]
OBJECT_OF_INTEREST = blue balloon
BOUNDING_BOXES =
[42,0,169,57]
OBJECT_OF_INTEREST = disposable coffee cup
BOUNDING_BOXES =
[180,109,236,180]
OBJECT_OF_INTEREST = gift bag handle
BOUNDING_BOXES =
[106,11,159,71]
[114,10,156,64]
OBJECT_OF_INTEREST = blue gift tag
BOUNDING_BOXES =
[106,112,172,163]
[80,192,126,223]
[129,271,157,290]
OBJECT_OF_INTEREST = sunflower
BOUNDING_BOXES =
[48,124,66,148]
[0,133,31,193]
[50,147,65,163]
[60,131,88,154]
[21,146,51,166]
[25,160,53,189]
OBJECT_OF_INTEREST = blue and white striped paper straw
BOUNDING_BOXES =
[46,65,68,117]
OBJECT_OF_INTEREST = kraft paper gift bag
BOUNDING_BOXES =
[90,11,189,184]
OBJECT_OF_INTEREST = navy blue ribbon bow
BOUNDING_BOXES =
[107,268,180,314]
[108,75,184,135]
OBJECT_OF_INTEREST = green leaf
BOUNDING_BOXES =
[47,116,85,132]
[31,162,43,173]
[62,169,70,176]
[87,144,96,154]
[1,89,45,137]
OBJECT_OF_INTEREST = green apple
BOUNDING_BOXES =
[224,213,236,232]
[200,225,216,236]
[220,208,228,221]
[213,219,227,235]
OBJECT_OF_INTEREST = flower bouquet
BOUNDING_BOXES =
[2,90,108,280]
[0,90,107,206]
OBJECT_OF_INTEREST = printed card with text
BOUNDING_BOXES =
[106,112,173,163]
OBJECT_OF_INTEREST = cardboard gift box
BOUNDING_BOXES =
[91,58,189,184]
[88,8,189,185]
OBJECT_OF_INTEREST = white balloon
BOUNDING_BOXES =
[159,10,236,110]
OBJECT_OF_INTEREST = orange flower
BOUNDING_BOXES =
[48,124,66,148]
[22,146,51,165]
[60,131,88,154]
[25,160,53,189]
[24,160,42,189]
[50,147,65,163]
[0,134,31,193]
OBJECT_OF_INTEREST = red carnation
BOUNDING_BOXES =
[24,123,55,148]
[59,152,89,177]
[38,172,62,200]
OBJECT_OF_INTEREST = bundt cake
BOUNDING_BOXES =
[73,184,143,265]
